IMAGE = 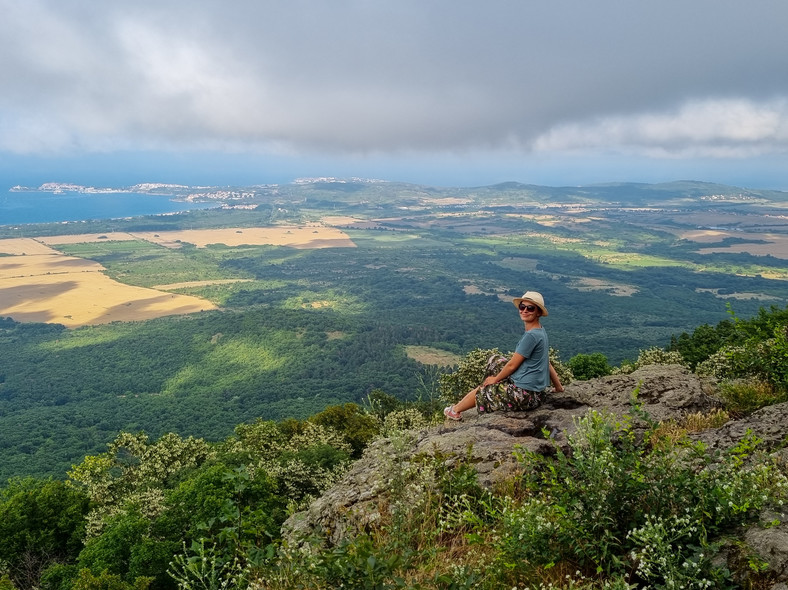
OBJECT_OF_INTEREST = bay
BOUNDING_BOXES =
[0,189,215,226]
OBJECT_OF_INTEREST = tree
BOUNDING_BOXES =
[567,353,612,380]
[308,403,380,458]
[0,478,89,590]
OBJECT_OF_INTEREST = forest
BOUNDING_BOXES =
[1,179,787,483]
[0,302,787,589]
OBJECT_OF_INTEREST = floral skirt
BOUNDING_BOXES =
[475,354,547,414]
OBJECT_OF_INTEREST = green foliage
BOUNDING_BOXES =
[765,323,788,390]
[381,408,429,436]
[308,403,381,458]
[364,389,404,421]
[3,212,788,482]
[673,306,788,391]
[77,510,153,580]
[168,539,249,590]
[4,189,788,586]
[615,346,686,374]
[568,352,612,380]
[60,422,353,589]
[270,408,788,589]
[68,431,215,539]
[71,569,152,590]
[502,413,788,586]
[277,535,411,590]
[715,378,788,417]
[686,312,788,415]
[0,478,89,589]
[669,321,736,369]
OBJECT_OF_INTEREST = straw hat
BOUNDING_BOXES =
[512,291,548,316]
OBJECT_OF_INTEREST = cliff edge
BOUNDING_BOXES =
[284,364,788,585]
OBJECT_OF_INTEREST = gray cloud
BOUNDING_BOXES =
[2,0,788,162]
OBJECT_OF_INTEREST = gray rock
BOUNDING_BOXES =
[693,401,788,452]
[744,508,788,583]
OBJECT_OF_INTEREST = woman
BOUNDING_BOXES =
[444,291,563,421]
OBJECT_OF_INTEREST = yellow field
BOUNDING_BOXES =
[152,279,255,290]
[568,277,639,296]
[36,232,138,245]
[0,254,217,328]
[679,230,788,260]
[0,225,356,328]
[132,226,356,249]
[404,345,461,367]
[31,226,356,249]
[0,238,62,255]
[322,215,363,225]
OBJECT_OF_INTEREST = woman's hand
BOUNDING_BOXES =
[549,363,563,393]
[482,354,526,387]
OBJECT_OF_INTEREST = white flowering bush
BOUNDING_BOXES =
[68,431,215,538]
[260,457,349,511]
[507,411,788,587]
[284,422,352,455]
[627,514,715,590]
[381,408,429,436]
[490,497,563,573]
[549,347,574,385]
[694,347,737,378]
[615,346,687,374]
[225,419,286,462]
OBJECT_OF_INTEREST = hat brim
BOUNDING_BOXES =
[512,297,548,316]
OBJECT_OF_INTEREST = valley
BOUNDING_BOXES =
[0,179,787,481]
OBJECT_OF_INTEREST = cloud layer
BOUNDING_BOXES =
[2,0,787,171]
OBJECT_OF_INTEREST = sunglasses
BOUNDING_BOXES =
[518,303,538,312]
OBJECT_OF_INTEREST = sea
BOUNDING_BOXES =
[0,188,216,226]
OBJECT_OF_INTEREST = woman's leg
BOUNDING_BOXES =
[451,386,479,413]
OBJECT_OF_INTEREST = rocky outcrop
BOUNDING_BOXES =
[693,400,788,452]
[283,364,788,584]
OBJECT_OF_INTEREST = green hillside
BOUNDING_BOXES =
[1,179,787,482]
[0,303,787,590]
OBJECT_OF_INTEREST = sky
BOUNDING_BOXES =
[2,0,788,190]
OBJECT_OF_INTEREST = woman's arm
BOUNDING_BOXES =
[482,353,526,387]
[549,362,564,392]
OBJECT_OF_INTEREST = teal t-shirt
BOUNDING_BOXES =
[511,328,549,391]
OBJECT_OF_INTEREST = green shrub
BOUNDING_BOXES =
[381,408,429,436]
[717,378,788,416]
[503,411,788,586]
[168,540,249,590]
[615,347,686,374]
[71,569,152,590]
[0,478,89,589]
[568,352,612,380]
[364,389,403,421]
[309,403,381,458]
